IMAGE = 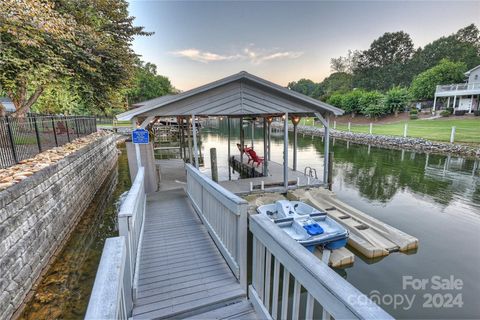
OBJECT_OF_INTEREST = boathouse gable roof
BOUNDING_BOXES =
[117,71,343,121]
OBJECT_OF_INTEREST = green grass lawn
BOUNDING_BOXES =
[301,117,480,144]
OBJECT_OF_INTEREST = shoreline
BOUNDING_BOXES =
[271,123,480,159]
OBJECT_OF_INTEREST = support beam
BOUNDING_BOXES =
[267,120,271,161]
[227,117,231,180]
[453,95,457,111]
[132,118,142,168]
[187,116,193,165]
[433,95,437,113]
[251,120,254,149]
[192,114,199,169]
[263,117,268,176]
[139,116,155,129]
[240,116,244,163]
[284,112,289,190]
[293,123,298,171]
[323,115,330,185]
[470,95,474,113]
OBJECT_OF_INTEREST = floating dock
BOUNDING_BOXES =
[244,192,355,268]
[289,188,419,258]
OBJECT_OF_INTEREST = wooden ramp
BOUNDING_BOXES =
[132,188,252,319]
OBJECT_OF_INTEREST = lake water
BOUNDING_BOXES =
[19,144,131,319]
[199,120,480,319]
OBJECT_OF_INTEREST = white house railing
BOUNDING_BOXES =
[436,82,480,93]
[186,164,248,291]
[249,214,393,320]
[85,237,132,320]
[118,166,146,299]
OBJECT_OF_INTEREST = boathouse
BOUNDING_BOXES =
[85,71,392,319]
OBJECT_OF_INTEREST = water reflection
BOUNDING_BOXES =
[201,120,480,319]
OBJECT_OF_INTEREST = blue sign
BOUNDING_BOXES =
[132,128,149,144]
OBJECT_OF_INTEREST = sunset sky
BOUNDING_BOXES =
[128,1,480,91]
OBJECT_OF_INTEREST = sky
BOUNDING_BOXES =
[128,1,480,91]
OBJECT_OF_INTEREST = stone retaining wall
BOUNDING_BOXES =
[272,123,480,158]
[0,134,118,319]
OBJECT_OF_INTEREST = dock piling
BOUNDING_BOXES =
[210,148,218,182]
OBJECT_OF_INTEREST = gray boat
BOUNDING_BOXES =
[257,200,349,252]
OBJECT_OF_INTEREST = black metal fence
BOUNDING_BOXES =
[0,115,97,169]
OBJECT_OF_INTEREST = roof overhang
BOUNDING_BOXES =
[117,71,343,121]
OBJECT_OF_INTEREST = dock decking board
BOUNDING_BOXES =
[220,156,323,194]
[132,188,249,319]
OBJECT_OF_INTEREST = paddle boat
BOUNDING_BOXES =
[257,200,349,252]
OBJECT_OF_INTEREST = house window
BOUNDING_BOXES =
[475,74,479,81]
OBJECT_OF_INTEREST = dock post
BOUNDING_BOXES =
[210,148,218,182]
[328,152,334,190]
[187,116,193,164]
[251,120,254,149]
[284,112,289,191]
[263,117,268,176]
[323,115,330,185]
[240,116,244,163]
[293,120,298,171]
[132,118,142,168]
[228,117,231,180]
[192,114,199,169]
[267,117,272,161]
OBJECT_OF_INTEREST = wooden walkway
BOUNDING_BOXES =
[132,188,255,319]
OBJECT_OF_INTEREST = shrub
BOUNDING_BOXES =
[384,86,410,116]
[410,114,418,120]
[362,103,389,119]
[409,108,418,115]
[440,110,451,117]
[474,110,480,116]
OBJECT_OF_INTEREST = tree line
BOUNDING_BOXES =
[288,24,480,118]
[0,0,176,117]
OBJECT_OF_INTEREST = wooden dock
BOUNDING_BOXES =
[220,155,322,194]
[132,189,252,319]
[86,161,393,320]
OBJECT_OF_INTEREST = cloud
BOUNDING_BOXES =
[171,49,241,63]
[171,46,303,64]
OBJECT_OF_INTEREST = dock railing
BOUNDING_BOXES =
[186,164,248,291]
[249,214,393,320]
[86,167,146,319]
[118,166,146,300]
[85,237,132,320]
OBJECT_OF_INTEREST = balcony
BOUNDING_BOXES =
[435,82,480,97]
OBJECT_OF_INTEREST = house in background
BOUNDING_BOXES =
[0,97,16,113]
[433,65,480,115]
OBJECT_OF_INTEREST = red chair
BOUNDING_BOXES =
[247,148,264,167]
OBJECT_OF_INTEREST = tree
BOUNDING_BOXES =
[455,24,480,54]
[127,60,176,105]
[355,31,415,69]
[352,31,416,90]
[320,72,353,99]
[330,50,360,73]
[410,59,467,100]
[383,86,410,116]
[287,79,323,99]
[409,25,480,75]
[0,0,150,116]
